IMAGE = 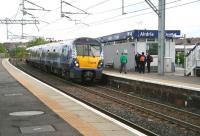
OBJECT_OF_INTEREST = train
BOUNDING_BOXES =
[26,37,104,82]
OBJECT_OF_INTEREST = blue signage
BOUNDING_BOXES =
[133,30,180,38]
[98,29,181,43]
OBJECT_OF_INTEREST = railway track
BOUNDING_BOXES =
[13,60,157,136]
[87,85,200,132]
[13,59,200,136]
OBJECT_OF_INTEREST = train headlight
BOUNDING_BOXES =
[98,60,104,68]
[73,59,79,67]
[75,63,79,67]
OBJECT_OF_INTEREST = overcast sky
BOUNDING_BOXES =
[0,0,199,42]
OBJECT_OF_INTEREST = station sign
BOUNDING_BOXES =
[99,29,181,43]
[133,30,181,38]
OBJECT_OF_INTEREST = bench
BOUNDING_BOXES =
[105,62,114,68]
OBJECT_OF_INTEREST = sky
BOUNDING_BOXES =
[0,0,200,43]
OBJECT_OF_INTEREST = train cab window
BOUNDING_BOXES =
[76,44,101,56]
[89,45,100,56]
[76,45,88,56]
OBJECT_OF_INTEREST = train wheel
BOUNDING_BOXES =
[61,70,70,80]
[66,71,70,80]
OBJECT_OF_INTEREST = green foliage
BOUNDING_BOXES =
[175,52,184,64]
[27,38,48,47]
[9,47,27,58]
[0,43,9,57]
[0,43,7,53]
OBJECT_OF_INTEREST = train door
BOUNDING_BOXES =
[61,46,68,65]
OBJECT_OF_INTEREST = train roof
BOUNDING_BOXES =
[26,37,101,51]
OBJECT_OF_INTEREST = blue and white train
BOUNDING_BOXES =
[26,37,104,82]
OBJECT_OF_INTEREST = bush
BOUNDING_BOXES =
[27,38,48,48]
[175,52,184,64]
[9,47,27,58]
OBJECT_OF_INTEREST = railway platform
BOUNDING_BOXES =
[103,68,200,90]
[103,68,200,108]
[1,58,145,136]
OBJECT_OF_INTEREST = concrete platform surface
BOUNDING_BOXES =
[103,69,200,92]
[0,59,82,136]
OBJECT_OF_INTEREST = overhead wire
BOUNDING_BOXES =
[39,0,81,29]
[8,3,22,38]
[39,0,112,30]
[84,0,112,10]
[41,0,80,18]
[92,0,145,15]
[62,0,182,30]
[91,0,200,26]
[87,0,183,25]
[25,0,200,39]
[62,0,200,34]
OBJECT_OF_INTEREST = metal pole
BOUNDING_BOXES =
[184,34,186,76]
[158,0,165,75]
[61,0,63,17]
[22,0,24,38]
[22,23,24,39]
[22,0,25,15]
[6,23,8,39]
[122,0,124,15]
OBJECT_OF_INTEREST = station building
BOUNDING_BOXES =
[98,29,181,72]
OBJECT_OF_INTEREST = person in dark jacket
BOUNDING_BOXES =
[135,52,140,72]
[119,52,128,74]
[139,52,146,73]
[146,53,153,73]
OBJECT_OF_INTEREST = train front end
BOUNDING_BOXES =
[70,38,104,82]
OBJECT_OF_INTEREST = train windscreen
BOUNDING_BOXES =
[75,44,101,56]
[74,38,101,56]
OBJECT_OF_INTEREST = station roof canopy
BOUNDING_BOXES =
[98,29,181,43]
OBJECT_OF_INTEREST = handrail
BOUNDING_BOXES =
[186,43,200,57]
[185,44,200,75]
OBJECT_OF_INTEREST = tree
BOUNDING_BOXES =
[0,43,7,53]
[175,52,184,65]
[9,47,26,58]
[0,43,9,57]
[27,38,48,48]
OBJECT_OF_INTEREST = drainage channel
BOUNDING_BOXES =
[9,111,44,116]
[20,125,55,134]
[4,93,23,97]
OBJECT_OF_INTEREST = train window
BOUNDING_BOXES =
[75,44,101,56]
[62,47,68,55]
[89,45,100,56]
[147,43,158,55]
[76,45,88,56]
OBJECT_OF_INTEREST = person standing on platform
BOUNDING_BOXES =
[146,53,153,73]
[135,52,140,72]
[139,52,146,73]
[119,52,128,74]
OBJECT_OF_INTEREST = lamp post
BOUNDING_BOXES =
[184,34,186,76]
